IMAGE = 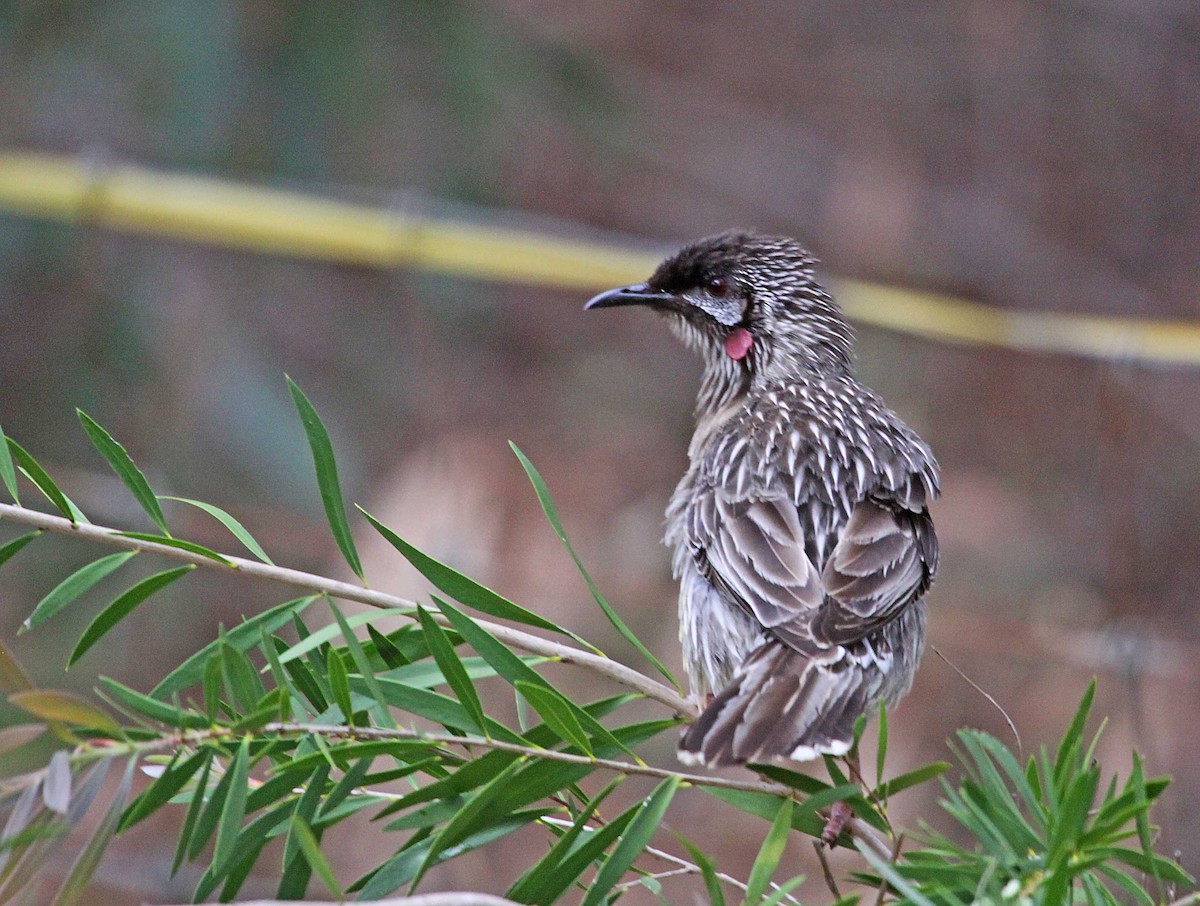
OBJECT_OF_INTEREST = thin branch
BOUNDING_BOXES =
[931,644,1020,753]
[0,501,694,716]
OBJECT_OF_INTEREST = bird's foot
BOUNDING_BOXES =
[821,800,853,848]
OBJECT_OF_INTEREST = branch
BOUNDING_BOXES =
[0,501,694,716]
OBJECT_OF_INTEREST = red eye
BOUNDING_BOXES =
[708,276,728,297]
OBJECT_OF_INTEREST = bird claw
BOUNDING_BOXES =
[821,800,853,848]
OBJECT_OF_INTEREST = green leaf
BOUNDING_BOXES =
[9,690,120,735]
[581,775,681,906]
[22,551,137,633]
[289,815,343,898]
[151,595,319,699]
[876,700,889,788]
[172,754,213,875]
[516,805,639,905]
[417,605,487,735]
[5,438,74,521]
[114,532,232,565]
[510,442,677,686]
[515,680,592,756]
[221,642,265,715]
[758,875,807,906]
[273,606,413,665]
[329,600,396,728]
[327,650,354,724]
[119,750,209,832]
[701,786,825,839]
[745,797,793,904]
[410,758,528,890]
[0,638,34,693]
[360,507,582,642]
[69,565,195,667]
[159,496,274,564]
[212,737,250,876]
[0,420,20,504]
[98,678,208,730]
[433,595,636,759]
[507,777,623,902]
[50,758,134,906]
[677,834,726,906]
[0,531,39,572]
[287,376,362,580]
[77,410,169,535]
[875,761,952,800]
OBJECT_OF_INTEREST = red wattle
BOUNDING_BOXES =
[724,327,753,360]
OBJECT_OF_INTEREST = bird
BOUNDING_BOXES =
[585,231,939,767]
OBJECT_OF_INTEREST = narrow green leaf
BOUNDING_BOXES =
[875,761,952,800]
[510,443,677,686]
[221,642,265,715]
[9,690,119,735]
[159,496,273,564]
[100,681,206,729]
[357,814,540,899]
[286,376,363,580]
[0,420,20,504]
[360,507,581,642]
[212,737,250,876]
[327,650,354,724]
[119,750,208,831]
[745,796,793,904]
[701,787,825,839]
[367,624,409,668]
[581,775,681,906]
[151,595,319,699]
[114,532,232,565]
[677,834,727,906]
[202,655,223,722]
[410,758,528,890]
[22,551,137,633]
[507,777,623,902]
[516,680,593,756]
[171,754,213,875]
[0,638,35,693]
[759,875,808,906]
[289,815,343,898]
[417,605,488,735]
[876,700,889,788]
[5,439,73,521]
[0,531,39,572]
[856,838,938,906]
[433,595,635,758]
[281,761,330,871]
[69,566,195,667]
[77,410,169,535]
[518,807,639,905]
[329,600,396,729]
[50,758,135,906]
[273,606,413,665]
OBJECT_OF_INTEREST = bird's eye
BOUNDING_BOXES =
[707,276,728,297]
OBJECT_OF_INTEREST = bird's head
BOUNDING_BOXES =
[586,231,853,382]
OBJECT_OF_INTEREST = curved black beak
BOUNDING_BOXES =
[584,283,675,311]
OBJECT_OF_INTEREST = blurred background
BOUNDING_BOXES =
[1,1,1198,902]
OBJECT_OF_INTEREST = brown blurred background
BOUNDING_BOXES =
[1,2,1198,902]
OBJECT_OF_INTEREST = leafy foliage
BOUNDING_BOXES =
[0,386,1190,904]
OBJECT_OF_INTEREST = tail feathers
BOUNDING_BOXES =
[678,641,872,767]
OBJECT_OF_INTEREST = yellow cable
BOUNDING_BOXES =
[2,151,1198,366]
